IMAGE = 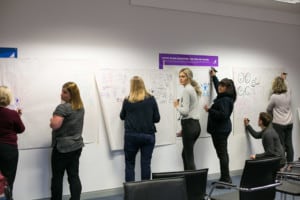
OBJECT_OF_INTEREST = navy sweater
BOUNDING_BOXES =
[120,96,160,134]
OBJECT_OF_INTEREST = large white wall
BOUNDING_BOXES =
[1,0,300,199]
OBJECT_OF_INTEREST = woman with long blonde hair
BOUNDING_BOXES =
[173,68,201,170]
[120,76,160,182]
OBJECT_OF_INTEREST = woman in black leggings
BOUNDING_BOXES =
[174,68,201,170]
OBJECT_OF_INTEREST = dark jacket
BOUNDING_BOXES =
[207,76,234,136]
[120,95,160,134]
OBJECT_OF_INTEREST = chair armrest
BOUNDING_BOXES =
[277,171,300,181]
[239,181,282,192]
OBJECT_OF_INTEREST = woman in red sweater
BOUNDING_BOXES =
[0,86,25,199]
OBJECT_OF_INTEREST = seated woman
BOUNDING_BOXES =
[244,112,286,169]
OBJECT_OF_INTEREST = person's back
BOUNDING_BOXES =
[120,76,160,182]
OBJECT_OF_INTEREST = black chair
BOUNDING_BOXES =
[276,166,300,200]
[124,177,188,200]
[152,168,208,200]
[208,157,282,200]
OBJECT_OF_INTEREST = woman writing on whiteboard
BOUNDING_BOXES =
[120,76,160,182]
[50,82,84,200]
[173,68,201,170]
[267,73,294,171]
[204,69,236,184]
[0,86,25,199]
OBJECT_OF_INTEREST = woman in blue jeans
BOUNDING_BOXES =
[120,76,160,182]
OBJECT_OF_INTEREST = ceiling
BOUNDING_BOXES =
[131,0,300,26]
[210,0,300,14]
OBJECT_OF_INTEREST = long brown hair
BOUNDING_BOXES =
[63,82,84,110]
[128,76,150,103]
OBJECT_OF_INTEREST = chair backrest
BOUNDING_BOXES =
[124,177,188,200]
[152,168,208,200]
[239,157,281,200]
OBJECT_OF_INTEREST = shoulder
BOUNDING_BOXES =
[145,95,156,102]
[2,107,19,117]
[54,103,72,116]
[56,103,72,110]
[183,84,195,93]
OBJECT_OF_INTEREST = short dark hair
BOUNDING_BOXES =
[259,112,272,127]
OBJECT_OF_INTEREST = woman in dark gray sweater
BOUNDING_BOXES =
[244,112,285,168]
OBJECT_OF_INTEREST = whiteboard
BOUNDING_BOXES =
[233,68,282,135]
[0,59,99,149]
[95,69,177,151]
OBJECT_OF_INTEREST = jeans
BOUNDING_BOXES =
[211,134,231,182]
[0,143,18,198]
[124,133,155,182]
[273,123,294,163]
[51,148,82,200]
[181,119,201,170]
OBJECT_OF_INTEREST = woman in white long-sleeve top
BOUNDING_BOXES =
[173,68,201,170]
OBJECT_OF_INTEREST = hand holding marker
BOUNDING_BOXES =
[15,97,22,115]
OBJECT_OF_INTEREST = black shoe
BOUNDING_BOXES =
[218,178,232,184]
[215,178,232,189]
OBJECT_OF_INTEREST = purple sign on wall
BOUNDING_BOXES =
[159,53,218,69]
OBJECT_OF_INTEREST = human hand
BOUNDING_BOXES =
[204,105,209,112]
[209,69,216,77]
[16,109,22,115]
[281,72,287,80]
[244,118,250,126]
[173,99,179,108]
[250,154,256,160]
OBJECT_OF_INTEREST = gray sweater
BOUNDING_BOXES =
[177,84,200,120]
[246,124,286,166]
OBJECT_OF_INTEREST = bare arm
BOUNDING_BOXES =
[50,115,64,130]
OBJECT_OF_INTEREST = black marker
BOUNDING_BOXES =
[211,67,218,73]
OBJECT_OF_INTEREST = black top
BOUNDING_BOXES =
[120,96,160,134]
[207,76,234,136]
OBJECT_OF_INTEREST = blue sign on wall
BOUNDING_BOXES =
[0,48,18,58]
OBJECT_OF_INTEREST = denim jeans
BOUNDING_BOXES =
[51,148,82,200]
[124,133,155,182]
